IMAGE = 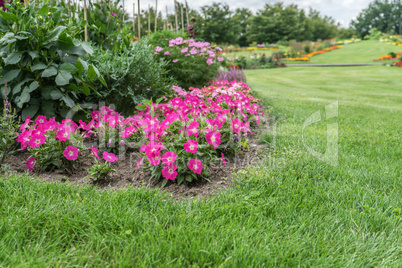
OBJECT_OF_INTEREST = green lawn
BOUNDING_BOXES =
[1,66,401,266]
[283,40,401,64]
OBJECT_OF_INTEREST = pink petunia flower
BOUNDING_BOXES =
[162,163,178,180]
[183,139,198,153]
[103,151,118,162]
[188,158,203,174]
[164,51,170,55]
[20,116,31,131]
[206,130,221,149]
[161,151,177,165]
[26,156,35,171]
[29,134,46,148]
[221,153,227,166]
[149,155,161,166]
[173,59,179,63]
[135,157,144,168]
[35,116,47,125]
[187,121,199,137]
[55,126,72,141]
[218,57,224,62]
[91,146,100,160]
[231,118,244,133]
[121,126,137,138]
[63,146,79,161]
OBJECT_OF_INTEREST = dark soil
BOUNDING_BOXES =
[4,117,272,200]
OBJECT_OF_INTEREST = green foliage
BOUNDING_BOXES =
[148,31,219,89]
[0,2,105,120]
[88,161,115,181]
[0,84,19,172]
[352,0,402,38]
[364,27,383,40]
[87,40,174,115]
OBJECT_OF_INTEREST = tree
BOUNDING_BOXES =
[351,0,402,37]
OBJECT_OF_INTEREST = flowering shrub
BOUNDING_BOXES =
[216,67,247,82]
[150,33,222,89]
[16,80,263,185]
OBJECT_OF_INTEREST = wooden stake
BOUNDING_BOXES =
[68,0,71,17]
[181,4,184,31]
[133,3,135,32]
[84,0,88,41]
[137,0,141,38]
[148,4,150,33]
[24,0,28,8]
[185,0,189,27]
[154,0,158,32]
[174,0,178,32]
[122,0,125,22]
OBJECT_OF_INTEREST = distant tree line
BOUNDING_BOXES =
[187,2,356,46]
[351,0,402,38]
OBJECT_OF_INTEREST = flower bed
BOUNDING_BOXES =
[16,80,263,186]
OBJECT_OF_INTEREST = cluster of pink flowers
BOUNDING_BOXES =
[17,80,263,182]
[154,37,223,65]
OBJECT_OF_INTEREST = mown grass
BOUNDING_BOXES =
[1,65,401,266]
[283,40,400,64]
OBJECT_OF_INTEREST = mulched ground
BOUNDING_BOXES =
[4,117,272,200]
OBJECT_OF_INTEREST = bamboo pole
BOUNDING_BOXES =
[185,0,189,27]
[148,4,150,33]
[84,0,88,42]
[122,0,125,22]
[154,0,158,32]
[133,3,135,32]
[174,0,178,32]
[137,0,141,38]
[181,4,184,31]
[24,0,28,8]
[68,0,71,17]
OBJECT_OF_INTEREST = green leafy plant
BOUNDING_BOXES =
[0,2,106,120]
[87,41,174,115]
[0,82,19,173]
[88,161,116,182]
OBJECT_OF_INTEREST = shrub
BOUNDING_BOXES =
[148,31,221,89]
[87,40,174,116]
[0,2,105,120]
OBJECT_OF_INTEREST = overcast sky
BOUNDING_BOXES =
[122,0,372,27]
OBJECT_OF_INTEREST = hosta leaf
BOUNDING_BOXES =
[21,104,39,120]
[55,70,73,86]
[41,66,57,78]
[4,52,22,65]
[31,62,47,72]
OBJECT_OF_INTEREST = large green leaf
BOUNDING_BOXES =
[59,63,77,73]
[61,95,75,108]
[55,70,73,86]
[46,26,67,43]
[56,32,75,50]
[37,5,49,16]
[41,66,58,78]
[0,11,18,22]
[4,52,22,65]
[81,41,94,55]
[50,89,63,100]
[31,62,47,72]
[28,51,39,60]
[17,91,31,108]
[11,78,31,95]
[0,69,21,84]
[87,64,97,80]
[21,104,39,120]
[28,81,40,93]
[42,86,54,100]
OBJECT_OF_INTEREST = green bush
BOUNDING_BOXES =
[0,2,105,120]
[147,30,220,89]
[86,40,174,115]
